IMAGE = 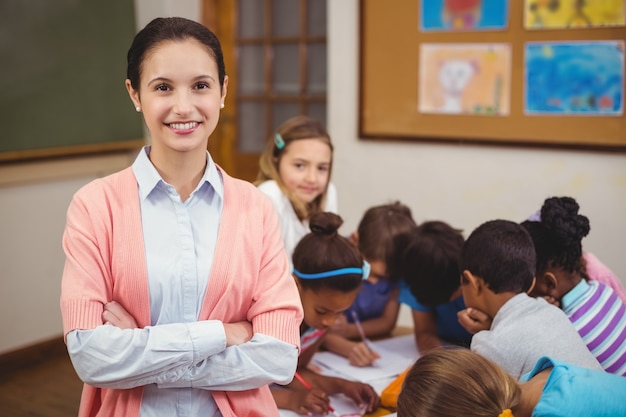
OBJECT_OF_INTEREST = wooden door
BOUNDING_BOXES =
[202,0,327,182]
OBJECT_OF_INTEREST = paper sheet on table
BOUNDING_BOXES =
[312,334,419,383]
[279,335,418,417]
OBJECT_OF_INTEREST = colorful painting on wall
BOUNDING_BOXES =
[418,43,512,115]
[524,0,625,29]
[524,41,624,115]
[420,0,509,31]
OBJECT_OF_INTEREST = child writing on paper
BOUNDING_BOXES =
[324,201,416,366]
[521,196,626,375]
[60,17,303,417]
[393,221,474,353]
[256,116,337,264]
[457,219,602,378]
[397,348,626,417]
[271,212,380,416]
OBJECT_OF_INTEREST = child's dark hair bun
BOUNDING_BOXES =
[541,196,590,246]
[309,212,343,237]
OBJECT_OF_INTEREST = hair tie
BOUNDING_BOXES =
[274,133,285,150]
[498,409,513,417]
[526,209,541,222]
[294,261,370,281]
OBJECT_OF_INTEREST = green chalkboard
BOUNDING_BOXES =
[0,0,144,162]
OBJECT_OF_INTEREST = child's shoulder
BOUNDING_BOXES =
[498,293,564,322]
[256,179,279,194]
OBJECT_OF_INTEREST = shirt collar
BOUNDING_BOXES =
[132,146,223,201]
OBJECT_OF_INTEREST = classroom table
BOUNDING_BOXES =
[278,327,416,417]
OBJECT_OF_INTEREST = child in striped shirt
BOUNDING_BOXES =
[522,196,626,375]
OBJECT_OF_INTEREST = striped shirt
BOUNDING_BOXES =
[301,327,328,352]
[562,279,626,376]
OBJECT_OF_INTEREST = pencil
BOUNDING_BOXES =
[351,311,375,353]
[294,371,335,413]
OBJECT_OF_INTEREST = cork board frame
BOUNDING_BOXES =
[358,0,626,150]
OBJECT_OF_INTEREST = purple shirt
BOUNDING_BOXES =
[562,279,626,376]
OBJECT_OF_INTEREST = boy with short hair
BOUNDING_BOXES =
[458,219,602,378]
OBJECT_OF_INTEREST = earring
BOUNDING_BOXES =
[135,106,141,112]
[220,103,225,109]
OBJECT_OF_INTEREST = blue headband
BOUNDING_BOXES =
[293,260,370,281]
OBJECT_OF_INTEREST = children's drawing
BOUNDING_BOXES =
[524,0,625,29]
[418,43,511,116]
[524,41,624,116]
[420,0,509,31]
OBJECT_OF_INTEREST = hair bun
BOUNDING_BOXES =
[309,212,343,237]
[541,196,590,245]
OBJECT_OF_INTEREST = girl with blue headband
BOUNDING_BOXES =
[271,212,380,416]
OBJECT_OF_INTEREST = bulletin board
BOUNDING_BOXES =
[0,0,144,162]
[359,0,626,150]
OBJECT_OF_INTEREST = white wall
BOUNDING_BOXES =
[1,0,625,353]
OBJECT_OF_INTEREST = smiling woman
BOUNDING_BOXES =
[60,16,303,417]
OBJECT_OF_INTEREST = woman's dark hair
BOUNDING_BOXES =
[127,17,226,91]
[396,221,465,307]
[292,212,363,293]
[521,196,590,276]
[461,219,536,294]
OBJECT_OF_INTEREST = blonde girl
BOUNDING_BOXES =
[397,348,626,417]
[256,115,337,262]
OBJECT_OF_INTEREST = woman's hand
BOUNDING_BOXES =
[457,307,492,334]
[223,321,253,346]
[102,301,138,329]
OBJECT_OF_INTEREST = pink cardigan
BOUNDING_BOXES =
[61,167,303,417]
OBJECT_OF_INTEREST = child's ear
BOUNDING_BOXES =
[526,276,537,294]
[544,272,558,291]
[349,231,359,246]
[461,270,483,294]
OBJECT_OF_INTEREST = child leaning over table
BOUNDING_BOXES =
[271,212,380,416]
[396,348,626,417]
[393,221,473,353]
[324,201,416,366]
[457,219,602,378]
[521,196,626,376]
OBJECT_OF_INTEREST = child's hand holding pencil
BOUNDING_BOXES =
[294,371,337,416]
[348,311,381,367]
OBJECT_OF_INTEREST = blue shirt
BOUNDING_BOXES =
[521,357,626,417]
[399,280,472,345]
[66,147,296,417]
[345,279,399,322]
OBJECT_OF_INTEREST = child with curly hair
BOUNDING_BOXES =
[522,196,626,375]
